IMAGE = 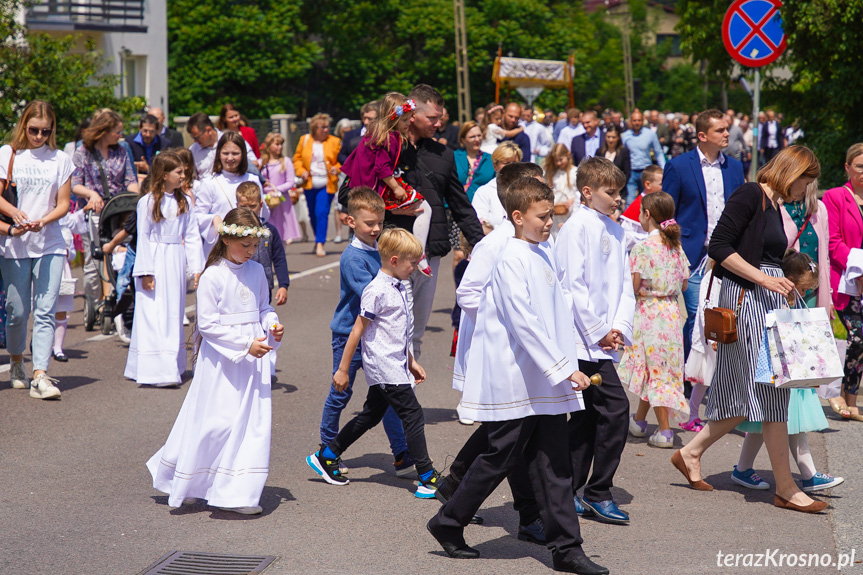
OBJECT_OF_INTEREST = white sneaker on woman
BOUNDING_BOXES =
[30,373,61,400]
[10,361,27,389]
[217,505,262,515]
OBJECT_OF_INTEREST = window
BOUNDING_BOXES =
[656,33,682,57]
[122,55,147,98]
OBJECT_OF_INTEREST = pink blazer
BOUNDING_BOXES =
[823,183,863,311]
[781,199,831,309]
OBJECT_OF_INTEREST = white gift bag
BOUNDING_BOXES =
[816,339,847,400]
[761,307,845,389]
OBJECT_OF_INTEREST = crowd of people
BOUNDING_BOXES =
[0,84,854,574]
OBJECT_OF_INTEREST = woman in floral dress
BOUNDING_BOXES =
[620,192,690,448]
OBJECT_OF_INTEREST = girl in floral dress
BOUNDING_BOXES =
[620,191,690,448]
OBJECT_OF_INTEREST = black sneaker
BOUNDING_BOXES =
[393,451,417,478]
[306,445,349,486]
[415,469,441,499]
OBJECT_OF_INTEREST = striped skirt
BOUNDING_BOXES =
[704,265,791,422]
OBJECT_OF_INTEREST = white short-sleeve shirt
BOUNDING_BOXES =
[359,271,414,386]
[0,145,72,259]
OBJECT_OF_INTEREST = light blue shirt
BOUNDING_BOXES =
[622,128,666,170]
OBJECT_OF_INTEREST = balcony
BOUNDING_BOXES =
[26,0,147,33]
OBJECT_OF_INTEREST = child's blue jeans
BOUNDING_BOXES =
[115,246,136,299]
[320,333,408,457]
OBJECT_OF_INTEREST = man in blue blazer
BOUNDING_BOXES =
[663,109,745,359]
[570,111,605,166]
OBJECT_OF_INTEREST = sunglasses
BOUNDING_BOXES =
[28,127,53,137]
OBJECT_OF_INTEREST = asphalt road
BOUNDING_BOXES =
[0,240,859,575]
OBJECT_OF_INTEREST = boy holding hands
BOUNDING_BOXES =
[555,156,634,526]
[307,228,441,498]
[429,177,608,575]
[314,188,414,478]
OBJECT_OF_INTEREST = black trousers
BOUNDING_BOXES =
[430,415,585,562]
[330,384,433,475]
[447,424,541,525]
[569,359,629,501]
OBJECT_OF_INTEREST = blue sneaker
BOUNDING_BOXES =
[730,466,769,490]
[306,446,349,486]
[801,472,844,493]
[393,451,417,478]
[415,469,441,499]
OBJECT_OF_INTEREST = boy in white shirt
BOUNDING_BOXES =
[306,228,441,498]
[428,178,609,575]
[555,156,634,526]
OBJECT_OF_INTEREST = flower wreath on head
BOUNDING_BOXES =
[389,99,417,121]
[218,222,271,239]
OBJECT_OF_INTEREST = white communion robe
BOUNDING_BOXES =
[147,258,280,509]
[554,204,636,363]
[458,237,584,422]
[125,193,203,385]
[452,220,554,391]
[193,172,266,255]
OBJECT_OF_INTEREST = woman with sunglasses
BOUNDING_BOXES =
[0,100,73,399]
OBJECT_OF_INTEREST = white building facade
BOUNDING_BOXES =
[23,0,169,114]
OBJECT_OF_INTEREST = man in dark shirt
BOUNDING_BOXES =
[126,114,170,174]
[502,102,532,163]
[434,107,460,151]
[337,100,379,165]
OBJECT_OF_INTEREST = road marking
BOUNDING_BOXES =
[86,334,115,342]
[289,261,340,281]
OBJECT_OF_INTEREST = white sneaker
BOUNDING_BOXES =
[114,316,131,344]
[183,314,191,326]
[217,505,262,515]
[30,373,61,400]
[628,415,647,438]
[168,498,198,509]
[648,430,674,448]
[333,235,343,244]
[10,361,27,389]
[456,403,475,425]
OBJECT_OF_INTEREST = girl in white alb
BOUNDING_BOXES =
[125,153,203,387]
[147,207,283,515]
[194,131,265,254]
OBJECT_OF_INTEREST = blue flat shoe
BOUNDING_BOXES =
[582,498,629,525]
[574,495,594,517]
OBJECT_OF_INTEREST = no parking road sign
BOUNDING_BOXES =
[722,0,786,67]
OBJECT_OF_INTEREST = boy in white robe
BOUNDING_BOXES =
[554,156,635,526]
[428,178,609,575]
[441,162,546,538]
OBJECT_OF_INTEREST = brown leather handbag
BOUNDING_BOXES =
[703,268,745,344]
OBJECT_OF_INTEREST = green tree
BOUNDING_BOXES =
[167,0,320,118]
[775,0,863,186]
[0,0,142,144]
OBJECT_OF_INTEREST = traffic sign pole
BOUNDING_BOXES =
[750,68,760,182]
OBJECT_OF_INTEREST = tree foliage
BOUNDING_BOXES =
[166,0,714,119]
[775,0,863,187]
[0,0,143,144]
[167,0,320,118]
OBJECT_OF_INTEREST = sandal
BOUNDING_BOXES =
[828,397,852,419]
[845,405,863,422]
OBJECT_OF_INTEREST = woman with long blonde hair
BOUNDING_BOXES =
[544,143,579,236]
[260,132,302,243]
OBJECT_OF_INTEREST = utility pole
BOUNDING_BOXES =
[620,6,635,115]
[607,1,635,115]
[454,0,471,123]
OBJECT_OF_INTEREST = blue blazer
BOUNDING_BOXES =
[570,131,605,166]
[663,148,745,269]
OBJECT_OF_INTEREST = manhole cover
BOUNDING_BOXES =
[139,551,278,575]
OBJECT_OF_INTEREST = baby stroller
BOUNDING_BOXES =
[84,192,139,334]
